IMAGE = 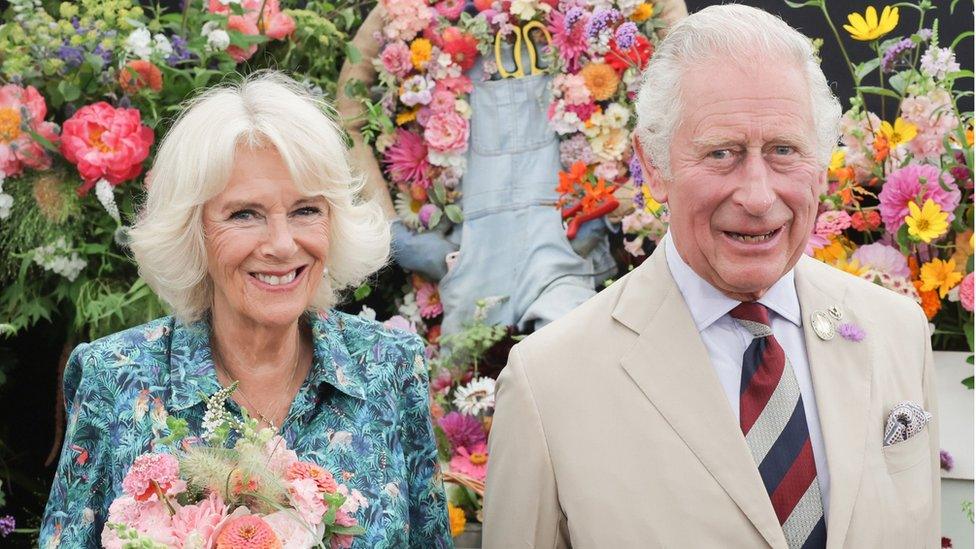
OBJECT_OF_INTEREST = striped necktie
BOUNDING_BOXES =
[730,302,827,549]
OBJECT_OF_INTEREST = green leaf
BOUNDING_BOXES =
[444,204,464,224]
[426,207,442,229]
[854,59,881,84]
[895,223,911,253]
[857,86,901,99]
[432,182,447,204]
[782,0,823,8]
[888,71,910,95]
[951,30,973,51]
[962,375,974,390]
[344,43,361,65]
[965,320,974,351]
[58,80,81,102]
[945,70,975,81]
[353,283,371,301]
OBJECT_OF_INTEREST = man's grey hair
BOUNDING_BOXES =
[634,4,842,179]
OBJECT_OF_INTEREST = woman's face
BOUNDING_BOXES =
[202,147,330,329]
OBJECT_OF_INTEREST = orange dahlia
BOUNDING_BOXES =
[580,62,620,101]
[215,515,282,549]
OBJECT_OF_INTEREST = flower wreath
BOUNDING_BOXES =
[370,0,666,255]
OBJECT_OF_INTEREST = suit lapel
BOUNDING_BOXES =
[794,257,874,548]
[613,248,786,548]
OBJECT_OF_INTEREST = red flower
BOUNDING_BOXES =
[227,15,261,62]
[0,84,59,176]
[605,35,653,74]
[60,102,153,194]
[441,27,479,72]
[118,60,163,94]
[850,210,881,231]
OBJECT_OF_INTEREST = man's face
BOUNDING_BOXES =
[638,60,826,301]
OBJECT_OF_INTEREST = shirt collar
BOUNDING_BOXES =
[168,310,367,411]
[663,232,801,331]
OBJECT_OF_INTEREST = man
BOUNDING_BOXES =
[483,5,940,549]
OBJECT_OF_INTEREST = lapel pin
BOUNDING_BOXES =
[827,305,844,321]
[811,310,836,341]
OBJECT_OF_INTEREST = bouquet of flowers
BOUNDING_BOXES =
[102,385,366,548]
[365,0,663,241]
[784,1,973,377]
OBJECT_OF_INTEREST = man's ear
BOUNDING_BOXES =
[632,133,669,204]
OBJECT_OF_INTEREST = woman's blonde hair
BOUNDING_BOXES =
[128,70,390,324]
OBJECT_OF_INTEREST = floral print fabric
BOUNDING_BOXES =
[40,309,453,548]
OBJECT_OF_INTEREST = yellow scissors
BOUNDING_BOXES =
[494,21,553,79]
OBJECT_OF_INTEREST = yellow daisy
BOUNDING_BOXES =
[843,6,899,41]
[920,258,964,298]
[905,199,949,243]
[631,3,654,22]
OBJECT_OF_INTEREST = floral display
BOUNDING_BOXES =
[102,393,365,548]
[365,0,664,234]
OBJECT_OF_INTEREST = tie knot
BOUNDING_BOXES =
[729,302,773,338]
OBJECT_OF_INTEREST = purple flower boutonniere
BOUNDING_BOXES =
[837,322,865,342]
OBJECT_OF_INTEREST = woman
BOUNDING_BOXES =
[40,71,453,547]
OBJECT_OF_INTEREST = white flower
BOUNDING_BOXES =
[0,191,12,220]
[95,179,120,223]
[358,305,377,320]
[206,29,230,52]
[453,377,496,415]
[590,128,629,162]
[153,34,173,58]
[603,103,631,129]
[509,0,538,20]
[32,237,87,281]
[427,150,466,169]
[920,46,960,81]
[124,27,153,59]
[454,98,472,118]
[217,0,241,4]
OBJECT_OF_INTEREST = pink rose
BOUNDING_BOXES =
[288,478,327,525]
[423,111,469,153]
[60,102,153,194]
[0,84,60,176]
[428,90,456,113]
[226,15,261,61]
[265,435,300,476]
[170,492,228,547]
[381,42,413,77]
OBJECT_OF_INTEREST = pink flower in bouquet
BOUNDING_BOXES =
[554,74,591,106]
[383,0,434,42]
[60,102,153,194]
[851,242,911,278]
[265,435,300,476]
[424,111,469,153]
[331,510,358,549]
[215,513,283,549]
[804,232,829,256]
[209,0,295,40]
[548,9,589,72]
[381,42,414,77]
[383,128,431,187]
[439,411,487,451]
[286,461,339,493]
[121,453,186,502]
[901,89,958,160]
[337,484,369,515]
[435,0,465,20]
[429,90,457,113]
[564,101,598,123]
[171,492,228,547]
[287,478,328,525]
[814,210,852,237]
[441,27,479,72]
[0,84,59,176]
[960,272,974,312]
[416,281,443,318]
[227,15,261,61]
[878,163,960,232]
[263,510,324,548]
[103,496,176,548]
[449,442,488,481]
[383,315,416,333]
[435,75,473,95]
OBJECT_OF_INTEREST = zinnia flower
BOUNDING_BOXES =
[435,0,465,21]
[449,442,488,481]
[441,27,479,72]
[60,102,154,193]
[118,60,164,94]
[920,258,963,298]
[286,461,339,493]
[0,84,59,176]
[580,62,620,101]
[215,514,282,549]
[814,210,852,238]
[878,163,960,232]
[959,272,973,312]
[843,6,898,41]
[439,411,487,451]
[416,281,443,318]
[905,199,949,243]
[383,129,431,187]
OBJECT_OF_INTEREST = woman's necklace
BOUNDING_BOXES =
[211,330,304,432]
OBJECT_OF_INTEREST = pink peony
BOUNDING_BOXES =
[439,411,486,451]
[60,102,153,194]
[961,272,974,312]
[171,492,228,547]
[878,163,961,233]
[449,442,488,481]
[851,243,911,278]
[383,128,431,187]
[0,84,59,176]
[209,0,296,41]
[416,281,443,318]
[287,478,327,525]
[423,111,469,153]
[428,90,457,113]
[227,15,261,61]
[121,453,185,502]
[435,0,465,20]
[380,42,413,77]
[814,210,852,237]
[382,0,434,41]
[286,461,339,493]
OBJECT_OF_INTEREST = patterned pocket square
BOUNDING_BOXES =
[883,401,932,447]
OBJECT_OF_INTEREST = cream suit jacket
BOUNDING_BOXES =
[483,245,940,549]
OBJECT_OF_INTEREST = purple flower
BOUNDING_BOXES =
[0,515,14,537]
[628,154,644,185]
[838,323,865,342]
[166,35,193,66]
[878,163,961,233]
[584,8,621,40]
[92,44,113,65]
[917,28,932,41]
[564,7,586,30]
[418,203,438,228]
[438,411,487,451]
[614,22,638,50]
[881,38,914,73]
[58,44,85,68]
[940,449,954,472]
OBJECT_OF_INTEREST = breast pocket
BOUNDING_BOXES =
[882,428,933,517]
[469,74,556,156]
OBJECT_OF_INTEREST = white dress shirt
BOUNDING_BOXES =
[663,232,831,518]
